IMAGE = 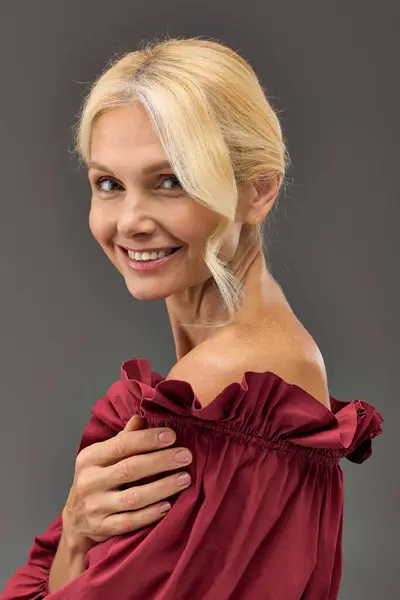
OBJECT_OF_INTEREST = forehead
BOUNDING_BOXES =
[90,105,163,157]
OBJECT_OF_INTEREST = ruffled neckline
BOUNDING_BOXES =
[121,356,349,419]
[116,357,383,464]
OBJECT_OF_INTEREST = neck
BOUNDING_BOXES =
[165,238,290,361]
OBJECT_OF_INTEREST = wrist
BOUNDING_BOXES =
[48,530,89,594]
[60,529,92,557]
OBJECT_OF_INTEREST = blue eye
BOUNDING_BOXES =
[94,178,122,193]
[159,175,182,190]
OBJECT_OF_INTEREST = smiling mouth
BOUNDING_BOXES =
[120,246,183,261]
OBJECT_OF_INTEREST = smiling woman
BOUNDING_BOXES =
[84,102,237,304]
[0,35,383,600]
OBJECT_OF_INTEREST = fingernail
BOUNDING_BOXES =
[159,430,175,444]
[177,472,191,488]
[159,502,171,514]
[174,450,191,464]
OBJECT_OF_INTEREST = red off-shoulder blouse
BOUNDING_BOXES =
[1,357,383,600]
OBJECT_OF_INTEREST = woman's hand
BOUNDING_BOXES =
[61,415,192,554]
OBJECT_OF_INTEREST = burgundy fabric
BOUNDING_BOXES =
[1,357,383,600]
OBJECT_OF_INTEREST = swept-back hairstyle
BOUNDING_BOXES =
[74,36,291,325]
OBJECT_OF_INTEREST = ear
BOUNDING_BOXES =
[244,176,280,225]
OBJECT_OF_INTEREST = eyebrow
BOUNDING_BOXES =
[87,160,172,175]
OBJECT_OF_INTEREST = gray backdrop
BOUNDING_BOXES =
[0,1,397,598]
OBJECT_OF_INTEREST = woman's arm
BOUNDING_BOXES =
[2,514,92,599]
[47,531,88,594]
[1,412,192,599]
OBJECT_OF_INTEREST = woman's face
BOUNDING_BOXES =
[87,104,244,301]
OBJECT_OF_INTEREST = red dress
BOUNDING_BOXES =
[1,357,383,600]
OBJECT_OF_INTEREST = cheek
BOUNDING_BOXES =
[181,206,240,264]
[186,205,220,244]
[89,205,114,246]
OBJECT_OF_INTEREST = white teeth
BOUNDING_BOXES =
[127,248,173,261]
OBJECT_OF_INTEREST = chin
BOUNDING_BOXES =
[125,282,170,301]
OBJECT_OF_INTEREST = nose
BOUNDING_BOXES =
[117,193,156,238]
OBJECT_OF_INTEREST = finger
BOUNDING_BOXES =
[105,446,193,488]
[101,501,173,537]
[78,427,177,468]
[123,415,145,432]
[105,471,192,514]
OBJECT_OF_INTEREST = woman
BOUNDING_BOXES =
[1,36,383,600]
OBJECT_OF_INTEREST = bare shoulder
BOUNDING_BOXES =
[166,314,331,410]
[166,340,246,408]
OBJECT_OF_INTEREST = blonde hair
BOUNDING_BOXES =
[74,35,291,326]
